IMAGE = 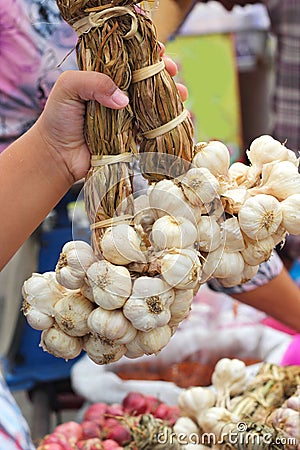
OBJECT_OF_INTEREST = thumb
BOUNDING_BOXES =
[54,70,129,109]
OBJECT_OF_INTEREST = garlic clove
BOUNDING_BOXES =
[196,216,222,253]
[193,140,230,177]
[247,135,289,167]
[40,326,83,360]
[100,223,147,265]
[83,334,126,365]
[238,194,282,240]
[281,194,300,235]
[168,288,194,327]
[136,325,172,355]
[178,167,220,206]
[54,292,95,337]
[22,302,54,330]
[241,263,259,283]
[241,236,274,266]
[203,249,244,280]
[220,217,245,252]
[151,215,197,250]
[125,336,145,359]
[86,260,132,310]
[160,248,202,290]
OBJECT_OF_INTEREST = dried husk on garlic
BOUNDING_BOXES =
[178,386,216,421]
[238,194,282,240]
[22,272,66,315]
[86,260,132,310]
[160,248,202,290]
[123,277,174,332]
[196,216,222,253]
[178,167,220,206]
[22,303,54,331]
[228,161,250,185]
[221,187,250,214]
[241,235,274,266]
[193,140,230,177]
[220,217,245,252]
[83,334,126,365]
[54,292,94,337]
[40,326,83,360]
[135,325,172,355]
[100,223,147,265]
[151,215,197,250]
[281,194,300,235]
[88,307,137,345]
[55,240,96,290]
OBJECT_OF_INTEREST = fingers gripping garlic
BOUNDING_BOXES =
[54,292,94,337]
[55,240,96,289]
[87,307,137,345]
[281,194,300,235]
[178,167,220,206]
[100,223,147,265]
[196,216,222,253]
[123,277,174,332]
[22,272,66,315]
[83,334,126,365]
[151,216,197,250]
[135,325,172,355]
[238,194,282,240]
[40,326,83,360]
[86,260,132,310]
[160,248,202,290]
[193,140,230,177]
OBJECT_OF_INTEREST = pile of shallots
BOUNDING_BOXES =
[22,135,300,364]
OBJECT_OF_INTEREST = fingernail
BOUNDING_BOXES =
[111,89,129,107]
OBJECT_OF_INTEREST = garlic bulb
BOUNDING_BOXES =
[40,326,83,360]
[134,195,155,233]
[123,277,174,332]
[151,216,197,250]
[101,223,147,265]
[22,302,54,330]
[178,386,216,421]
[281,194,300,235]
[241,236,274,266]
[247,135,289,167]
[228,161,249,185]
[241,263,259,283]
[212,358,248,404]
[80,282,94,302]
[173,417,200,437]
[252,161,300,200]
[168,289,194,327]
[179,167,220,206]
[22,272,66,315]
[160,248,202,290]
[286,148,300,167]
[87,307,137,345]
[136,325,172,355]
[220,217,245,252]
[86,260,132,310]
[238,194,282,240]
[148,179,202,223]
[55,240,96,289]
[205,250,244,280]
[196,216,222,253]
[196,407,236,437]
[54,292,94,337]
[83,334,126,365]
[125,337,145,359]
[271,407,300,442]
[217,273,242,288]
[193,140,230,177]
[221,187,250,214]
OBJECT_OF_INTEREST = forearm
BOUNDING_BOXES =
[231,267,300,332]
[0,124,72,270]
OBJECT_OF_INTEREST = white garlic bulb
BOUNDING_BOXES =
[133,195,155,233]
[238,194,282,240]
[88,307,137,345]
[281,194,300,235]
[80,282,95,302]
[193,140,230,177]
[173,417,200,438]
[196,216,222,253]
[217,273,243,288]
[196,407,236,437]
[22,272,66,315]
[23,302,54,330]
[241,236,274,266]
[54,292,94,337]
[221,187,250,214]
[179,167,220,206]
[100,223,147,265]
[123,277,174,332]
[178,386,216,421]
[83,334,126,365]
[86,260,132,310]
[136,325,172,355]
[272,225,287,247]
[247,135,289,166]
[148,179,202,223]
[168,289,194,327]
[55,240,96,289]
[220,217,245,252]
[228,161,249,185]
[241,263,259,283]
[40,326,83,360]
[212,358,248,399]
[151,215,197,250]
[160,248,202,290]
[286,148,300,167]
[205,250,244,280]
[125,337,145,359]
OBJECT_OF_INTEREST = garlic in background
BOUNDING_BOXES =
[151,215,197,250]
[241,235,274,266]
[55,240,96,290]
[135,325,172,355]
[193,140,230,177]
[123,277,174,332]
[86,260,132,310]
[173,417,200,440]
[83,334,126,365]
[212,358,249,408]
[196,216,222,253]
[178,386,216,422]
[281,194,300,235]
[179,167,220,206]
[100,223,147,265]
[40,326,83,360]
[88,307,137,345]
[238,194,282,240]
[22,272,66,315]
[54,292,94,337]
[160,248,202,290]
[197,407,237,438]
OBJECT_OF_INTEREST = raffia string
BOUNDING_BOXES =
[73,6,138,38]
[91,214,133,230]
[91,152,135,167]
[132,60,165,83]
[143,109,189,139]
